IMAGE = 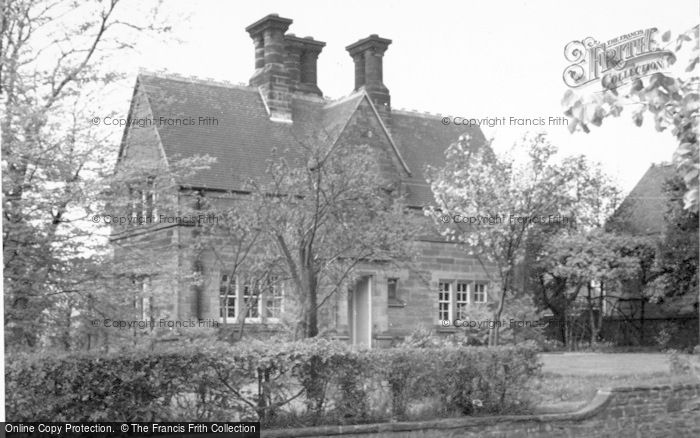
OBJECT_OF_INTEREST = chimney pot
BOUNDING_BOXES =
[285,34,325,96]
[245,14,293,72]
[246,14,294,121]
[346,35,392,120]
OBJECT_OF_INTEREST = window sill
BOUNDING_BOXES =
[219,318,281,324]
[388,298,406,308]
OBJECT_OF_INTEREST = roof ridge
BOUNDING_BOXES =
[392,107,446,119]
[137,68,252,91]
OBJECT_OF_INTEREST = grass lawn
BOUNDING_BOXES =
[540,352,670,376]
[532,352,700,413]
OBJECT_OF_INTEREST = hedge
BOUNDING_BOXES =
[6,340,541,427]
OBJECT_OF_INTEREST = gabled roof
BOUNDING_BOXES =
[121,72,486,206]
[390,109,485,206]
[608,163,676,235]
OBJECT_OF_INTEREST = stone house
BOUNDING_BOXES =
[113,13,496,347]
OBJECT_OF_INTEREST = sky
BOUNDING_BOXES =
[110,0,699,196]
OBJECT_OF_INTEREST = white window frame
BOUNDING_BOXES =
[438,281,452,323]
[241,278,262,322]
[473,283,487,303]
[141,278,152,321]
[219,274,283,324]
[219,274,237,322]
[455,281,470,319]
[263,276,283,323]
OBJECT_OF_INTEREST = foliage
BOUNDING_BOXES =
[652,175,699,300]
[562,25,700,213]
[434,345,541,416]
[6,340,541,426]
[656,323,677,350]
[427,132,619,345]
[530,229,657,348]
[498,293,546,346]
[1,0,177,350]
[208,141,425,339]
[539,230,652,290]
[668,350,695,376]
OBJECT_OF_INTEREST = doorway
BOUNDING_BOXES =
[348,276,372,347]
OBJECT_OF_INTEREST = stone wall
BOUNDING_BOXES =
[376,239,497,344]
[262,383,700,438]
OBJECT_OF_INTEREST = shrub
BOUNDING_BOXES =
[374,348,433,420]
[6,340,541,426]
[668,349,699,377]
[435,345,541,416]
[6,348,208,421]
[655,323,677,349]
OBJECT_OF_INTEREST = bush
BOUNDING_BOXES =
[668,349,700,378]
[435,345,541,416]
[6,340,541,427]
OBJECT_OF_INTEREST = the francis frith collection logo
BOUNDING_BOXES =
[563,28,674,90]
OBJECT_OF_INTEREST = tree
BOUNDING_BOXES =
[240,141,423,339]
[428,133,617,345]
[531,230,655,348]
[562,24,700,342]
[522,158,622,348]
[1,0,174,349]
[189,189,279,341]
[429,134,561,345]
[650,175,699,306]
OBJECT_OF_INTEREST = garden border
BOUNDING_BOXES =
[262,383,700,437]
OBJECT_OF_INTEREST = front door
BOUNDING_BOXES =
[350,276,372,347]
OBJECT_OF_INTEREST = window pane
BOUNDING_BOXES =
[438,282,451,321]
[219,274,236,319]
[265,277,282,319]
[387,278,398,299]
[226,296,236,318]
[456,282,469,319]
[243,280,259,318]
[473,284,487,303]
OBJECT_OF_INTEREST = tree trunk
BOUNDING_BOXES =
[593,282,605,345]
[587,283,595,347]
[306,272,318,338]
[640,299,646,345]
[557,308,567,346]
[489,285,507,346]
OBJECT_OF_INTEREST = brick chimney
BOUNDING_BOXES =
[246,14,293,122]
[346,35,392,121]
[284,34,325,96]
